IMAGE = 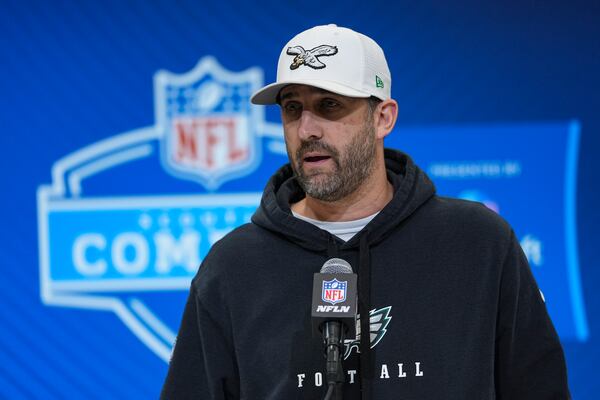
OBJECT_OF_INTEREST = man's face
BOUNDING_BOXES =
[279,85,377,202]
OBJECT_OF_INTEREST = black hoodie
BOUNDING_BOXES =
[162,149,570,399]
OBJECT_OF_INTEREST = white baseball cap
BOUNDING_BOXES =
[250,24,391,105]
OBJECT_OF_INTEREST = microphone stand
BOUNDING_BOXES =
[323,322,345,400]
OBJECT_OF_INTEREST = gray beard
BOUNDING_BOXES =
[290,122,377,202]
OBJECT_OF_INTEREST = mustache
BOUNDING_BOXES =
[295,140,340,166]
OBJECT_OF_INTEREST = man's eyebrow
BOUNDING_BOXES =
[279,91,297,102]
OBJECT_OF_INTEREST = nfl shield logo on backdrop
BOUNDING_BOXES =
[155,56,263,190]
[322,278,347,305]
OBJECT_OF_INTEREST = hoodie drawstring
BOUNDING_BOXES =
[358,232,372,400]
[327,235,339,258]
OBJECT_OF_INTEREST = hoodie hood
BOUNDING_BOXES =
[251,148,436,251]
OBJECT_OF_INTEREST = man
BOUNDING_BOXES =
[162,24,569,399]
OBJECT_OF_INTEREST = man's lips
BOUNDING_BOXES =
[302,152,332,163]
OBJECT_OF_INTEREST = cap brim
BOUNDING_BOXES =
[250,79,371,105]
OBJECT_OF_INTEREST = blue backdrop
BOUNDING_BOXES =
[1,1,599,398]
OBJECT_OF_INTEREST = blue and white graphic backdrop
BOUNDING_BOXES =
[1,1,599,398]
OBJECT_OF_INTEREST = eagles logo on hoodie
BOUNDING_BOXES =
[344,306,392,359]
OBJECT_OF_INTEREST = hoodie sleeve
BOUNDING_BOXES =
[161,264,240,399]
[495,230,570,399]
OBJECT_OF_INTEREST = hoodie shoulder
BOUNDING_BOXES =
[191,223,271,290]
[206,223,270,260]
[425,195,513,245]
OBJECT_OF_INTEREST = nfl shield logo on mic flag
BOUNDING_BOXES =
[322,278,347,305]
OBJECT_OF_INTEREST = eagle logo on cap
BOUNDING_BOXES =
[287,45,338,70]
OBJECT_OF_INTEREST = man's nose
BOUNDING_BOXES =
[298,110,323,141]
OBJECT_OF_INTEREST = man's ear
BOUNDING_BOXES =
[375,99,398,140]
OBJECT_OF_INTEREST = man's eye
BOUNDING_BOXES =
[321,99,340,109]
[284,102,301,113]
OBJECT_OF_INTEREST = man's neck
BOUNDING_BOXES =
[291,169,393,222]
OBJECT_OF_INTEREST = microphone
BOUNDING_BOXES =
[311,258,357,399]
